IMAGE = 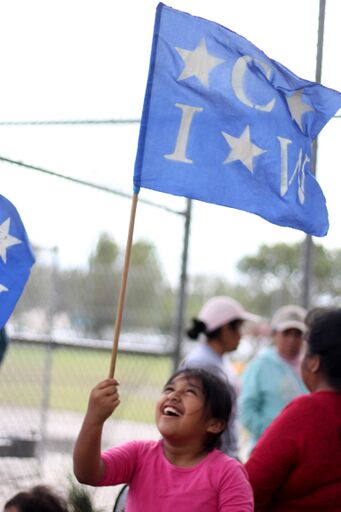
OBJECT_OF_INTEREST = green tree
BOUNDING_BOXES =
[89,233,119,269]
[236,241,341,315]
[85,236,172,336]
[85,233,120,337]
[125,240,170,330]
[11,235,174,337]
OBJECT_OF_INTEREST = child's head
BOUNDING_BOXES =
[4,485,68,512]
[156,367,232,451]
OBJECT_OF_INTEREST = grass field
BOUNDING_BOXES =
[0,343,173,423]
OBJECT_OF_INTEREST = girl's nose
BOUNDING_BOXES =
[168,389,181,400]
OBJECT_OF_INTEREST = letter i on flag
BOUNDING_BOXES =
[0,195,35,329]
[134,3,341,236]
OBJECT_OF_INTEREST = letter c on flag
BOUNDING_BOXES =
[232,55,276,112]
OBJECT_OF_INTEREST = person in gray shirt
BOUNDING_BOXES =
[180,296,256,459]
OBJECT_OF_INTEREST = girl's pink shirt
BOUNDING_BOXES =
[99,439,253,511]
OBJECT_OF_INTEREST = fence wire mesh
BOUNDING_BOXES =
[0,170,186,510]
[0,338,173,509]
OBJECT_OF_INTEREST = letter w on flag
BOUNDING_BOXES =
[134,3,341,236]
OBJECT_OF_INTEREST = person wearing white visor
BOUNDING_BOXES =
[180,296,257,459]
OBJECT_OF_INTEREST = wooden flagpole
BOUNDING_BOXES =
[108,192,139,378]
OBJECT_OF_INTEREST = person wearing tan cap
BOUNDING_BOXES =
[180,296,256,459]
[238,304,308,454]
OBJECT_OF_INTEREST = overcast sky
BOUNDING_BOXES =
[0,0,340,285]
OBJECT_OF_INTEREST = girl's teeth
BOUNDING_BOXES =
[164,406,181,416]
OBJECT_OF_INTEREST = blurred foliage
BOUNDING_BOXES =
[236,241,341,315]
[67,477,103,512]
[13,233,173,338]
[12,237,341,336]
[185,241,341,321]
[89,233,119,269]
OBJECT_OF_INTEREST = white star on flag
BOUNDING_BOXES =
[286,90,314,131]
[0,217,22,264]
[176,38,225,87]
[222,125,267,172]
[0,283,8,293]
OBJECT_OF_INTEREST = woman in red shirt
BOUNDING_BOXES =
[245,308,341,512]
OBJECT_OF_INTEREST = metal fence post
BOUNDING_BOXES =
[301,0,326,309]
[172,199,192,372]
[38,246,59,465]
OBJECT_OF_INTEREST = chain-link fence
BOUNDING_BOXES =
[0,335,174,510]
[0,166,190,510]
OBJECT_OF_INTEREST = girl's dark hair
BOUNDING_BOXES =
[5,485,69,512]
[186,318,242,340]
[164,367,232,451]
[186,318,206,339]
[307,308,341,391]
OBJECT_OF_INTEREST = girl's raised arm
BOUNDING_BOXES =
[73,378,120,485]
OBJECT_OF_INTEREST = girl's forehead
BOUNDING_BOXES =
[169,374,203,388]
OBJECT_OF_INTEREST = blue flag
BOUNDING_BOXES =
[0,195,35,329]
[134,3,341,236]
